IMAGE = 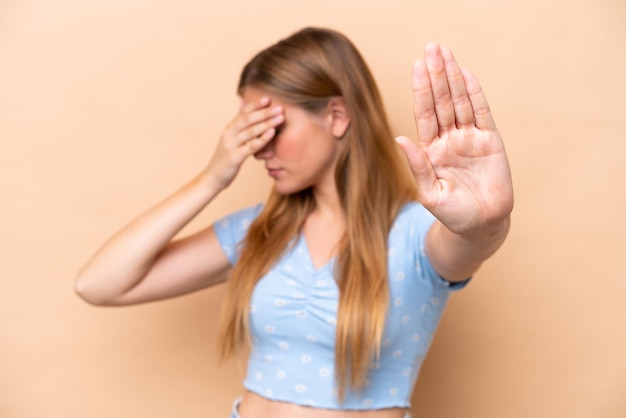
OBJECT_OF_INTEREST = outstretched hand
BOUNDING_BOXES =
[396,43,513,237]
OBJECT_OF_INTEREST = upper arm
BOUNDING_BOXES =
[399,202,473,285]
[110,203,263,306]
[111,225,232,306]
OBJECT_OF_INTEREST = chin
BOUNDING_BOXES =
[273,186,302,196]
[272,181,310,196]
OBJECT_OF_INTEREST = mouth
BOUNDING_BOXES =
[266,167,282,178]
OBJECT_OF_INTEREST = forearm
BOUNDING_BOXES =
[75,170,224,304]
[426,215,511,282]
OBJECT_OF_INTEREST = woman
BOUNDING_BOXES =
[75,27,513,418]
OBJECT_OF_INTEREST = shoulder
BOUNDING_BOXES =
[212,203,264,265]
[390,201,470,290]
[214,203,264,231]
[388,201,436,258]
[392,201,436,231]
[388,202,433,265]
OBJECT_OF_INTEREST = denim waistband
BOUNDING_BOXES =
[231,397,242,418]
[231,397,412,418]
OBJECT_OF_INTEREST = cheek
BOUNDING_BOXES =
[274,135,305,159]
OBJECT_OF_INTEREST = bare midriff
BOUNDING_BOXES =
[238,390,409,418]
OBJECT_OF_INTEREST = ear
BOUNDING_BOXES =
[327,97,351,139]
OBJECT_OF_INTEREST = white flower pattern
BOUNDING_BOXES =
[212,203,467,409]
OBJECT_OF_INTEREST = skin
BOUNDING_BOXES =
[396,43,513,281]
[75,42,513,418]
[246,86,351,268]
[246,87,348,199]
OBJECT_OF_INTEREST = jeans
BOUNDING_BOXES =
[231,397,413,418]
[231,397,242,418]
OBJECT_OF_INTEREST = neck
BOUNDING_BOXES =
[304,181,346,268]
[311,180,343,222]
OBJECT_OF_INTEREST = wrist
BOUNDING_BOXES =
[196,167,230,195]
[457,215,511,243]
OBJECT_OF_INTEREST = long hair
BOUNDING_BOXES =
[218,27,418,399]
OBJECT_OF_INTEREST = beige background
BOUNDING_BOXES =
[2,0,625,417]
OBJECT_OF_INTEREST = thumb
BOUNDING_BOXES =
[395,135,437,195]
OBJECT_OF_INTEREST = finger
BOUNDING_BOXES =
[235,113,284,146]
[241,96,270,113]
[425,42,455,133]
[231,96,274,131]
[461,68,497,131]
[229,104,283,144]
[244,127,277,154]
[395,136,438,203]
[412,60,438,144]
[225,97,271,135]
[440,47,473,127]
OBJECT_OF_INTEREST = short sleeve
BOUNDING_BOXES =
[399,202,470,291]
[213,204,263,265]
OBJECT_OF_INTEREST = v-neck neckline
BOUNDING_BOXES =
[299,233,335,273]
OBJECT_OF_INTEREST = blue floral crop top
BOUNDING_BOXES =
[214,202,467,410]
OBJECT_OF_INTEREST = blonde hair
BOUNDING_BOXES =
[219,27,418,399]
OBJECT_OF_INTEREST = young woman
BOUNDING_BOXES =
[75,27,513,418]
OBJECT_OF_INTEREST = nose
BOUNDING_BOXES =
[253,137,275,160]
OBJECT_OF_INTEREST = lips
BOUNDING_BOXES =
[267,167,282,177]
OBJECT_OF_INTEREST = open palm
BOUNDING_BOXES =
[397,43,514,236]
